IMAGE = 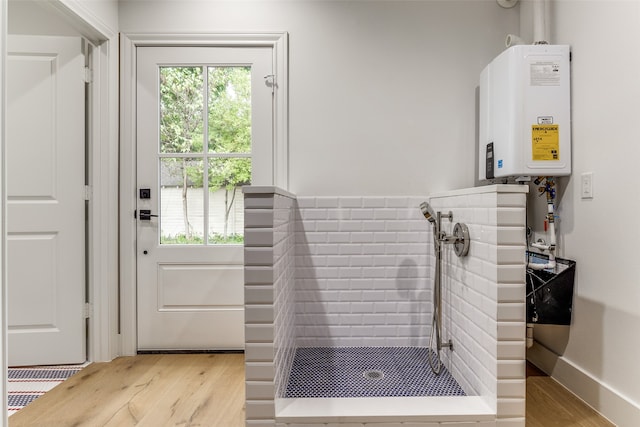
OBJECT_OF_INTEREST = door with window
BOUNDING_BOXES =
[136,47,273,350]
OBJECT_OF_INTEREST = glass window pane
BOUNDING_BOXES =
[208,158,251,244]
[208,66,251,153]
[160,67,204,154]
[160,158,204,245]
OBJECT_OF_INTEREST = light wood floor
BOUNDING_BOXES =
[526,372,615,427]
[9,354,614,427]
[9,354,245,427]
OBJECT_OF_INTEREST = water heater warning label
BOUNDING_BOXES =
[532,125,560,161]
[530,61,561,86]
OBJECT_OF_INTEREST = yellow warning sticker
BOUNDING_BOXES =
[532,124,560,161]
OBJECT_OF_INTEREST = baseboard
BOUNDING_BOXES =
[528,342,640,427]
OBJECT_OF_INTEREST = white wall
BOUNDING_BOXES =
[9,0,118,41]
[118,0,519,196]
[521,1,640,425]
[64,0,118,32]
[8,1,78,36]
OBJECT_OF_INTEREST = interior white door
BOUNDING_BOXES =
[136,46,273,350]
[6,35,86,366]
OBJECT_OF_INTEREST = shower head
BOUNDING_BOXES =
[420,202,437,224]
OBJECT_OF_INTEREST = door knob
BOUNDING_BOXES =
[139,210,159,221]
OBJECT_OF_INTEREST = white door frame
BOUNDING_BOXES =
[0,0,119,422]
[119,32,289,355]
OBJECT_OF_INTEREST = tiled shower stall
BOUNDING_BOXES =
[244,185,528,427]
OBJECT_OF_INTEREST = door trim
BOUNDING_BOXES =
[119,32,289,355]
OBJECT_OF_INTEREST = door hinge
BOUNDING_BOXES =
[83,303,92,319]
[84,66,92,84]
[84,185,92,201]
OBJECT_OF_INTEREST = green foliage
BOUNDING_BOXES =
[209,233,244,244]
[160,233,204,245]
[186,67,252,191]
[208,67,251,154]
[161,233,244,245]
[208,158,251,190]
[160,67,204,154]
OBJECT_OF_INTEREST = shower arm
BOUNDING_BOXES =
[434,211,451,245]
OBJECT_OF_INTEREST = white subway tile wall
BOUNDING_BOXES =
[245,189,298,426]
[273,194,298,399]
[294,197,432,347]
[244,186,527,427]
[429,186,527,426]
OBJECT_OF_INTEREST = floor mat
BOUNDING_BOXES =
[8,364,87,416]
[285,346,466,398]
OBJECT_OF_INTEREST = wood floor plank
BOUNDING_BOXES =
[526,376,615,427]
[101,354,217,426]
[9,354,615,427]
[10,354,167,426]
[81,355,179,425]
[132,354,244,427]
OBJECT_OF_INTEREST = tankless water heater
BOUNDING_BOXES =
[479,44,571,180]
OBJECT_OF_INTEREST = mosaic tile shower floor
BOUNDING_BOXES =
[285,346,466,398]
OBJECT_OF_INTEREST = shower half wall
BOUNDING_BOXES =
[244,185,528,427]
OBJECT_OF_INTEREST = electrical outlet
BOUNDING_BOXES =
[581,172,594,199]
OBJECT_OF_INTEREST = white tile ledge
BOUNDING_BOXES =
[275,396,495,423]
[429,184,528,199]
[243,185,297,199]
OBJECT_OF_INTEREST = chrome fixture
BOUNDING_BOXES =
[420,201,470,375]
[419,201,437,224]
[452,223,470,257]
